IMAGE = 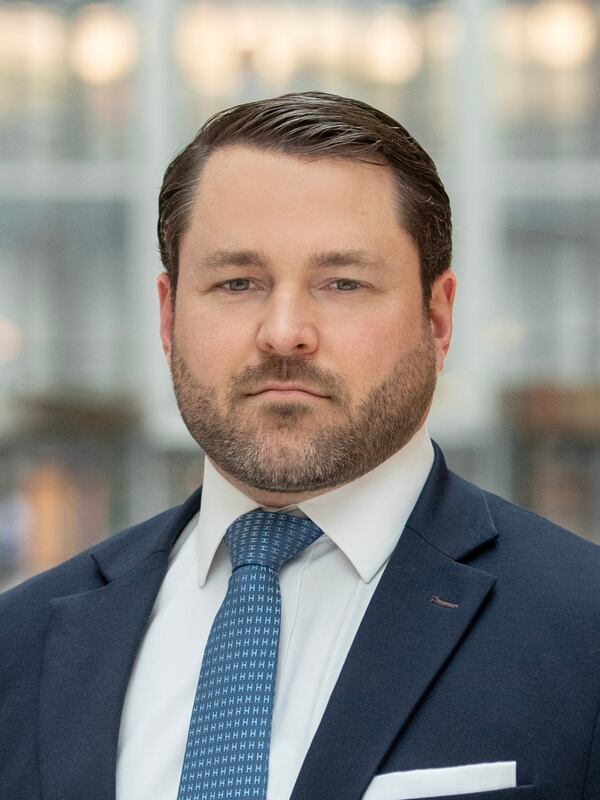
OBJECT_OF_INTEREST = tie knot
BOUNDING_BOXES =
[224,509,323,572]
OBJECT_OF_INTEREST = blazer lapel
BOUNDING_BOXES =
[39,488,202,800]
[291,446,499,800]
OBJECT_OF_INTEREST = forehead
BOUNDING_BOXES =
[175,144,423,305]
[177,144,421,281]
[190,145,400,231]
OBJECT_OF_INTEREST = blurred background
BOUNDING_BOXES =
[0,0,599,589]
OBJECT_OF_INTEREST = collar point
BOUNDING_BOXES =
[358,566,382,584]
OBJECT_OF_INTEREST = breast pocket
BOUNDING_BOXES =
[361,762,531,800]
[363,786,536,800]
[399,791,536,800]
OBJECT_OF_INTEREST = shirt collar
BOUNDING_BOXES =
[195,424,434,587]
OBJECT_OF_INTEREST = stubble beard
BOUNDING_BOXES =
[170,325,437,494]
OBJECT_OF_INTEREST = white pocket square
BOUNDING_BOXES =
[362,761,517,799]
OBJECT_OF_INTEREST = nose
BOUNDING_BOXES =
[255,289,318,357]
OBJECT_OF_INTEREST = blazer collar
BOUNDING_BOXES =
[407,440,498,561]
[91,485,203,582]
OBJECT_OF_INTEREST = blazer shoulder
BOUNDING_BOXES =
[0,497,196,700]
[483,486,600,557]
[475,482,600,602]
[0,499,189,624]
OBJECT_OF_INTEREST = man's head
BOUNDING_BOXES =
[158,91,452,309]
[157,91,456,506]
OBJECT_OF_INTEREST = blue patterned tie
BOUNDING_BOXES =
[177,509,323,800]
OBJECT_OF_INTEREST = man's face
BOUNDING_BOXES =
[158,145,455,501]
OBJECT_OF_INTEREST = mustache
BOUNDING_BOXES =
[230,356,342,399]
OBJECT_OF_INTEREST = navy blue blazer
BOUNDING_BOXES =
[2,444,600,800]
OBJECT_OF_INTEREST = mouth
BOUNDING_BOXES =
[248,384,329,399]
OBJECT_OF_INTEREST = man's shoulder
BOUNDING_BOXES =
[458,474,600,609]
[417,451,600,578]
[0,500,188,623]
[0,496,199,698]
[481,481,600,560]
[439,463,598,557]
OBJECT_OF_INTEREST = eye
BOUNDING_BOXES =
[219,279,257,292]
[328,279,363,291]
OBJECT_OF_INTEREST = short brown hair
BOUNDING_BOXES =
[158,90,451,305]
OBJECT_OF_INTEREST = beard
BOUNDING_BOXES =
[170,323,437,494]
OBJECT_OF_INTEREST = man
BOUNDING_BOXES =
[1,91,599,800]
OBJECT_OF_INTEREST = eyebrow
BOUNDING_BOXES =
[197,248,386,272]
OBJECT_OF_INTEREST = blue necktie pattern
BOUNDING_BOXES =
[177,509,323,800]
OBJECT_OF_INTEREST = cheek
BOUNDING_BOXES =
[174,304,252,385]
[327,315,405,391]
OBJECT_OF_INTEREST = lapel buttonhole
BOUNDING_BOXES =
[431,595,460,609]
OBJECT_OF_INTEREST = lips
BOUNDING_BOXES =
[250,384,328,397]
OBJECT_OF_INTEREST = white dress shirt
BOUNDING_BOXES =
[116,425,434,800]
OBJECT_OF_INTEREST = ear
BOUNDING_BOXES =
[428,269,456,373]
[157,272,174,370]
